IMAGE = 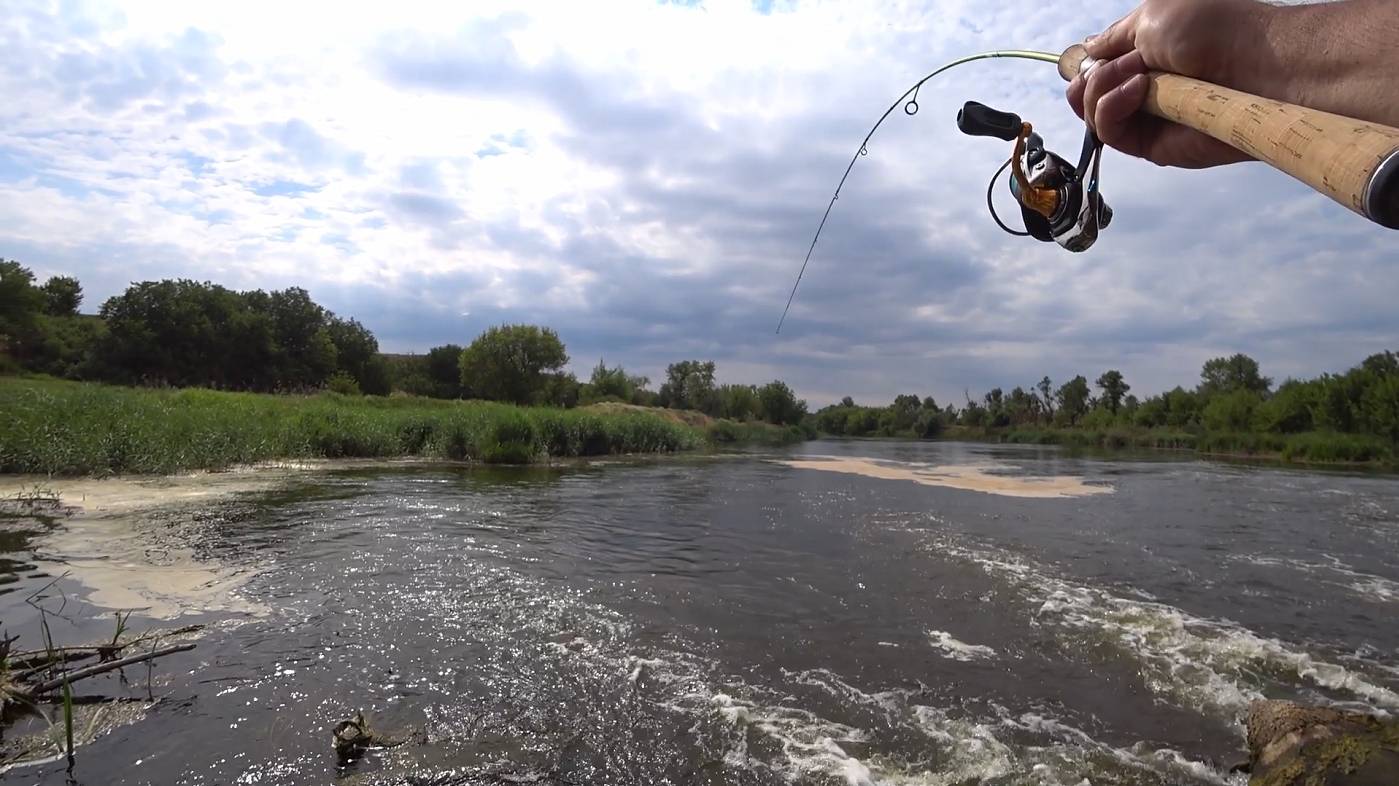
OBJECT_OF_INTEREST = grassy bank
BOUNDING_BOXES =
[948,424,1396,466]
[0,377,704,475]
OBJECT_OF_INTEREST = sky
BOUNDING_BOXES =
[3,0,1396,408]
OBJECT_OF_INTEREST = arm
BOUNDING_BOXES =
[1067,0,1399,168]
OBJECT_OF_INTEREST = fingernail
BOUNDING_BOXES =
[1084,33,1098,43]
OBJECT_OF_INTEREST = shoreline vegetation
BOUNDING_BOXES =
[0,377,807,476]
[3,261,1396,473]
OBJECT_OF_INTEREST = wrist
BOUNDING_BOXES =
[1228,0,1289,102]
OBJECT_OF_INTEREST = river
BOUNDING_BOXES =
[2,440,1398,785]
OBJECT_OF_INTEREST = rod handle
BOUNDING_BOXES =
[1059,44,1399,229]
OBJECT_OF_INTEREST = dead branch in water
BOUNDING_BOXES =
[25,644,196,697]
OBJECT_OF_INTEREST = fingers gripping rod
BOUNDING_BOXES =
[1059,44,1399,229]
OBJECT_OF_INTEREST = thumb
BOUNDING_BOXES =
[1084,9,1139,61]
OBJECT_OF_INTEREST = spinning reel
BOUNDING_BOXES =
[956,101,1112,253]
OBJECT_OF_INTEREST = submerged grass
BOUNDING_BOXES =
[0,377,700,475]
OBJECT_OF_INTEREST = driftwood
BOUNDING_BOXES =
[1,626,200,715]
[26,644,195,696]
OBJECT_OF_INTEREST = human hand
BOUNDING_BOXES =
[1065,0,1272,168]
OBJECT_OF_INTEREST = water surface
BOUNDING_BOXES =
[3,440,1398,785]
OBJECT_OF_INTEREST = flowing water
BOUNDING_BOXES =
[2,441,1399,785]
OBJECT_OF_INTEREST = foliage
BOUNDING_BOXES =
[0,377,699,475]
[1055,376,1091,425]
[658,360,716,412]
[582,359,652,405]
[757,380,806,426]
[40,276,82,317]
[459,324,569,405]
[957,350,1398,465]
[811,394,947,439]
[326,371,362,396]
[0,260,44,358]
[1095,370,1130,413]
[1200,353,1272,397]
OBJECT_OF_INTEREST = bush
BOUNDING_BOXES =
[326,371,362,396]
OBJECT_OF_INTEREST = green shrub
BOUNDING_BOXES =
[326,372,361,396]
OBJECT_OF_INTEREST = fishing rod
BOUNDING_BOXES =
[777,43,1399,334]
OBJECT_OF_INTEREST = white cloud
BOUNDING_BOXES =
[2,0,1396,407]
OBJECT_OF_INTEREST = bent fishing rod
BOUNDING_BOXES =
[777,43,1399,333]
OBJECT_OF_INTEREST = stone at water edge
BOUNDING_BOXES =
[1246,699,1399,785]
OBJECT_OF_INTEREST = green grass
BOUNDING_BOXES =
[0,377,700,475]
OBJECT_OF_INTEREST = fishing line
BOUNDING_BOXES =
[775,49,1060,334]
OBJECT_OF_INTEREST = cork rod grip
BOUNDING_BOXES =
[1059,44,1399,229]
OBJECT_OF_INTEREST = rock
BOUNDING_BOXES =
[1246,699,1399,785]
[332,711,415,760]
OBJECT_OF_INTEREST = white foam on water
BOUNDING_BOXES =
[1233,553,1399,603]
[930,537,1399,719]
[926,630,997,661]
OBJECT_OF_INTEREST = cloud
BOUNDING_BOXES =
[1,0,1396,407]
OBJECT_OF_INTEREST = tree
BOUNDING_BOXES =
[658,360,716,412]
[1202,389,1262,432]
[715,384,760,420]
[891,394,922,431]
[587,359,648,404]
[326,317,389,395]
[758,381,806,426]
[459,324,569,404]
[1037,376,1055,420]
[0,260,44,356]
[40,276,83,316]
[840,396,855,408]
[1055,376,1091,425]
[1199,354,1271,398]
[426,344,465,398]
[1095,369,1131,414]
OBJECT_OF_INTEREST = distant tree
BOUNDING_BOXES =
[459,324,569,404]
[1199,354,1271,398]
[0,260,44,356]
[1055,376,1091,425]
[1364,374,1399,443]
[1202,389,1263,432]
[40,275,82,316]
[715,383,760,421]
[758,381,807,426]
[1036,376,1055,421]
[426,344,465,398]
[891,394,921,431]
[658,360,717,412]
[587,359,648,404]
[326,317,389,395]
[1164,386,1201,427]
[538,371,581,408]
[1095,369,1131,413]
[840,396,855,408]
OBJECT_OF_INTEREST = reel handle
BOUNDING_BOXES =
[1059,44,1399,229]
[957,101,1023,141]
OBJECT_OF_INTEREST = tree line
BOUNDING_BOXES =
[951,352,1399,446]
[2,260,391,394]
[388,329,807,426]
[0,260,807,427]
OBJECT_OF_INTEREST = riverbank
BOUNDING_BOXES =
[939,424,1398,468]
[0,377,745,475]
